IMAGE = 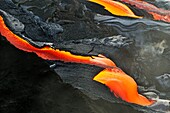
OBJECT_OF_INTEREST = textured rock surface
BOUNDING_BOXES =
[0,0,170,113]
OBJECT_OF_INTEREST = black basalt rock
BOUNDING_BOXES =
[0,0,63,43]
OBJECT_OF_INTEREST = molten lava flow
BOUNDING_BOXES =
[88,0,142,18]
[0,16,115,68]
[119,0,170,22]
[0,15,154,106]
[93,68,154,106]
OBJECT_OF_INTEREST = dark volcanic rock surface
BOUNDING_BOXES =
[0,0,144,113]
[13,0,118,40]
[1,0,170,113]
[0,0,63,43]
[0,35,143,113]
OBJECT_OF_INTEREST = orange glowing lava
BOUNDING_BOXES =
[88,0,142,18]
